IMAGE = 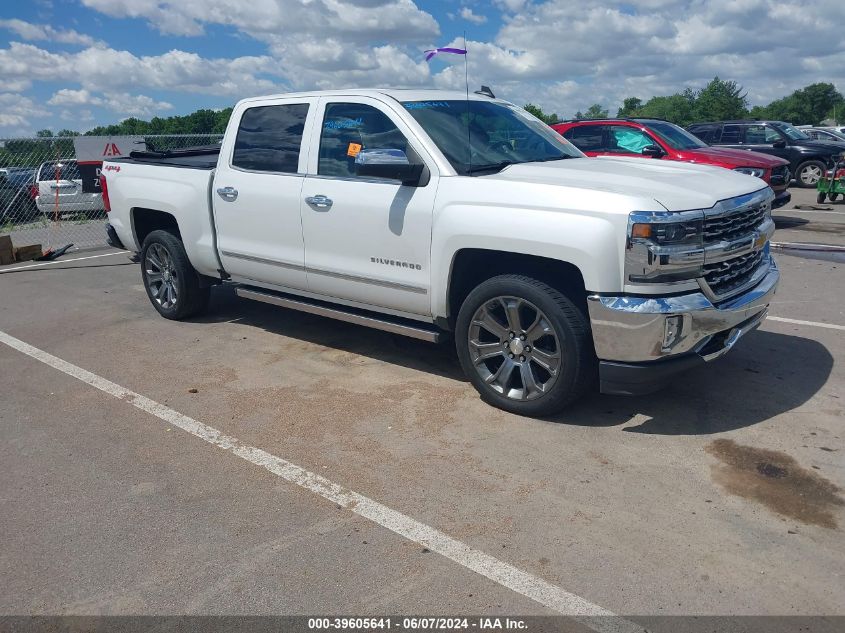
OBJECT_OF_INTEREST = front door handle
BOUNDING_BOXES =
[217,186,238,201]
[305,195,333,209]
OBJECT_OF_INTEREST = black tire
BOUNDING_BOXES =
[796,160,826,188]
[455,274,595,417]
[141,229,210,320]
[817,192,827,204]
[830,193,840,202]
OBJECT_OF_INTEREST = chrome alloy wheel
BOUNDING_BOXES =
[144,243,179,309]
[467,296,562,401]
[799,164,823,186]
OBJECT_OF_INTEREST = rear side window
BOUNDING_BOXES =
[719,125,743,144]
[745,125,781,144]
[232,103,309,173]
[564,125,605,151]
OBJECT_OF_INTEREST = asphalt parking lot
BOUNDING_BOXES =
[1,188,843,631]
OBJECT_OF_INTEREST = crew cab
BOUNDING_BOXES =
[686,120,845,187]
[553,118,791,210]
[102,89,779,416]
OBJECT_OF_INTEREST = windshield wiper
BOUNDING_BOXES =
[465,160,517,175]
[533,156,573,162]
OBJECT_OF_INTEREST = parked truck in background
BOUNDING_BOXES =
[102,89,779,416]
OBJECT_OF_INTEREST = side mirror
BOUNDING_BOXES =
[354,148,424,185]
[772,139,786,148]
[641,144,665,158]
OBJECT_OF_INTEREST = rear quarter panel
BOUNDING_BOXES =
[104,161,219,276]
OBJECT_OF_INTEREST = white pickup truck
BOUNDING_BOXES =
[102,89,778,416]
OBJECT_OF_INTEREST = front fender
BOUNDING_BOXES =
[430,187,635,319]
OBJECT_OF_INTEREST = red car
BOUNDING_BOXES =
[552,118,792,209]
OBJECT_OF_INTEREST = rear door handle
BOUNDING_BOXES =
[217,186,238,201]
[305,195,333,209]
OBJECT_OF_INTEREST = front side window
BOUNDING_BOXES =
[402,100,582,175]
[745,125,782,144]
[232,103,310,173]
[565,125,606,152]
[772,122,810,141]
[607,126,655,153]
[318,102,410,178]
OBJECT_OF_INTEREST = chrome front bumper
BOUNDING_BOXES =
[587,256,779,395]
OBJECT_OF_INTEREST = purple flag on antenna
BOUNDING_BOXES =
[424,47,467,62]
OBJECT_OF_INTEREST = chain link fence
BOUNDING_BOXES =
[0,134,222,254]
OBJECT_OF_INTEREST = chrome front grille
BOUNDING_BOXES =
[703,203,768,242]
[704,249,765,298]
[701,193,772,300]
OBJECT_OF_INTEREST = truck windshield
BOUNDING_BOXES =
[401,100,583,175]
[646,121,709,150]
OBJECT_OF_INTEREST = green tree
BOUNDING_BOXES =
[57,129,80,137]
[578,104,608,119]
[616,97,643,118]
[36,129,53,138]
[757,83,844,125]
[523,103,560,124]
[692,77,748,122]
[637,91,696,125]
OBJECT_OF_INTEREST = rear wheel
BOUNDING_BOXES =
[141,230,210,320]
[796,160,826,187]
[455,274,595,417]
[831,193,841,202]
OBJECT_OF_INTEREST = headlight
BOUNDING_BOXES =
[733,167,765,178]
[626,210,704,284]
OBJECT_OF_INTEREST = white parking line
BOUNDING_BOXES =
[768,316,845,331]
[0,329,642,633]
[0,251,128,273]
[777,208,845,215]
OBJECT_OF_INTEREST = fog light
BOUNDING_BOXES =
[662,316,683,352]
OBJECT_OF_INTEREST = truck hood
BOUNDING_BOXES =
[486,156,766,211]
[674,147,788,168]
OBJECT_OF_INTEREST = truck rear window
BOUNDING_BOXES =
[232,104,309,173]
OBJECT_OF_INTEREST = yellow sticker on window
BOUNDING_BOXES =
[347,142,362,157]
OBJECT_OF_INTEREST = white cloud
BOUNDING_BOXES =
[460,8,488,24]
[48,88,173,117]
[0,43,280,96]
[48,88,97,107]
[1,0,844,134]
[0,93,50,134]
[0,19,100,46]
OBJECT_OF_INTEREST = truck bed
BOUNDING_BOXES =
[114,145,221,170]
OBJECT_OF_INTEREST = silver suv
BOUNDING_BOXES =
[35,159,104,220]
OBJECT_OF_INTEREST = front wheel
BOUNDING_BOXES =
[455,274,595,417]
[141,230,210,320]
[817,192,827,204]
[796,160,826,187]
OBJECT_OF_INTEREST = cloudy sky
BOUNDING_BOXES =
[0,0,842,135]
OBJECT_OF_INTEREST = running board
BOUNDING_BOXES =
[235,287,442,343]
